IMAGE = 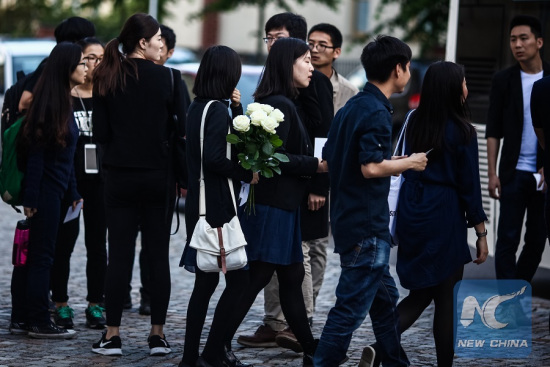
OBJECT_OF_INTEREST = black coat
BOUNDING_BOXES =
[485,62,550,185]
[297,70,334,241]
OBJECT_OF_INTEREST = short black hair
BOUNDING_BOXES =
[193,45,241,100]
[160,24,176,51]
[308,23,343,48]
[54,17,96,43]
[265,12,307,41]
[254,38,310,100]
[361,35,412,83]
[76,36,103,51]
[510,15,542,38]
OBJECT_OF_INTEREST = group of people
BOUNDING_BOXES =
[6,7,549,367]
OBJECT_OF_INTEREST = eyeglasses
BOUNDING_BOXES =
[77,62,87,68]
[262,36,287,45]
[84,55,103,64]
[308,43,336,53]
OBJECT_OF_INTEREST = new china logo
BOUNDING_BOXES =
[454,280,531,358]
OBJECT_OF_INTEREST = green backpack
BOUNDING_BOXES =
[0,115,25,207]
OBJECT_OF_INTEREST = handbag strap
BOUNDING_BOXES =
[198,101,239,217]
[393,109,415,156]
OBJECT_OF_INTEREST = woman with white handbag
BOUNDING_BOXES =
[178,45,258,367]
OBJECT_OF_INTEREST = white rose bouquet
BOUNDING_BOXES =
[227,103,289,214]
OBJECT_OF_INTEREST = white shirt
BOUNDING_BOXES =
[516,70,543,172]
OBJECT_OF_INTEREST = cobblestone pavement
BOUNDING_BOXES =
[0,202,548,366]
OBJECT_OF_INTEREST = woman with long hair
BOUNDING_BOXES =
[91,13,186,356]
[178,45,258,367]
[224,38,326,366]
[10,42,87,339]
[50,37,107,330]
[373,61,489,367]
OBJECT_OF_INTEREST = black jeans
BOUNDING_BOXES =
[103,167,174,326]
[11,177,65,326]
[50,178,107,304]
[495,170,546,281]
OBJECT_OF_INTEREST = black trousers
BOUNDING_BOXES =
[103,167,174,326]
[51,178,107,304]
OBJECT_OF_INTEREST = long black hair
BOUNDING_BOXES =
[406,61,475,157]
[93,13,159,96]
[20,42,82,150]
[254,38,310,100]
[193,45,241,99]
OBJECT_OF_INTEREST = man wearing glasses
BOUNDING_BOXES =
[308,23,359,115]
[237,12,334,355]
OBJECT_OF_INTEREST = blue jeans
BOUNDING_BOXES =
[314,237,409,367]
[495,170,546,281]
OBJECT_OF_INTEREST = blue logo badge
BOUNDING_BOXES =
[454,280,531,358]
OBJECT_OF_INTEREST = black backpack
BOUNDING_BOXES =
[1,71,28,137]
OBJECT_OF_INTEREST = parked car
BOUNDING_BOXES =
[164,46,199,69]
[0,38,56,96]
[346,60,431,139]
[178,63,264,109]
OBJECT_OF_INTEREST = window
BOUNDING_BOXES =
[355,0,370,34]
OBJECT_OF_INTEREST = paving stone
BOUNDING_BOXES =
[0,203,548,366]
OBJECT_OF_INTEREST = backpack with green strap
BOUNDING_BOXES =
[0,115,25,207]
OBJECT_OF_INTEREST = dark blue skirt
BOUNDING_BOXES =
[239,204,303,265]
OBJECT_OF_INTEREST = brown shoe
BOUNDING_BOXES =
[237,324,278,347]
[275,327,303,352]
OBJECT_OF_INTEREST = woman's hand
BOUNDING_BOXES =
[250,172,259,185]
[72,198,84,211]
[308,193,326,211]
[473,236,489,264]
[230,88,241,108]
[317,158,328,173]
[24,207,37,218]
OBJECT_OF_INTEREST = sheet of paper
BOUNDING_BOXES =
[63,201,83,223]
[534,173,544,191]
[314,137,327,158]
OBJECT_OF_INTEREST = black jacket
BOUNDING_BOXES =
[485,62,550,184]
[93,59,187,170]
[297,70,333,241]
[253,94,319,211]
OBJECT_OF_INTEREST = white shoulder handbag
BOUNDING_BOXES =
[388,109,414,246]
[189,100,248,273]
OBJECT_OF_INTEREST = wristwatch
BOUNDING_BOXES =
[475,229,488,238]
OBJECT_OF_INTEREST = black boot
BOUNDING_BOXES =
[196,357,214,367]
[302,339,319,367]
[223,345,254,367]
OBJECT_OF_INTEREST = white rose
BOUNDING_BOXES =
[233,115,251,132]
[269,108,284,122]
[261,104,274,114]
[246,103,263,116]
[249,110,268,126]
[261,116,279,134]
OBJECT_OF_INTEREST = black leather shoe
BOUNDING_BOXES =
[223,347,253,367]
[178,361,193,367]
[195,357,214,367]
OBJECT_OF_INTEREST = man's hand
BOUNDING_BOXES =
[473,236,489,264]
[488,174,501,199]
[24,207,37,218]
[250,172,259,185]
[308,193,326,211]
[408,153,428,171]
[538,167,546,192]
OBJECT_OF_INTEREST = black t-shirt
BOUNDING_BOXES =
[72,95,97,181]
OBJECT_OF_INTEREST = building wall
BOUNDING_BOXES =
[164,0,416,61]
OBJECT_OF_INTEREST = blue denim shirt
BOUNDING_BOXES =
[323,83,393,254]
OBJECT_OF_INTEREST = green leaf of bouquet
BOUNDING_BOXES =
[273,152,289,162]
[262,169,274,178]
[245,143,257,154]
[253,150,260,159]
[272,166,281,175]
[226,134,240,144]
[242,161,252,170]
[261,141,274,156]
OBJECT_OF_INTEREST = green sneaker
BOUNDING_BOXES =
[85,305,106,329]
[54,306,74,329]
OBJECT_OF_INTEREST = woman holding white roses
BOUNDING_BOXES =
[178,45,258,367]
[225,38,327,366]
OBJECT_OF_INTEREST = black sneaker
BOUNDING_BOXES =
[92,331,122,356]
[9,321,28,335]
[148,334,171,356]
[85,305,106,329]
[27,321,77,339]
[54,305,74,329]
